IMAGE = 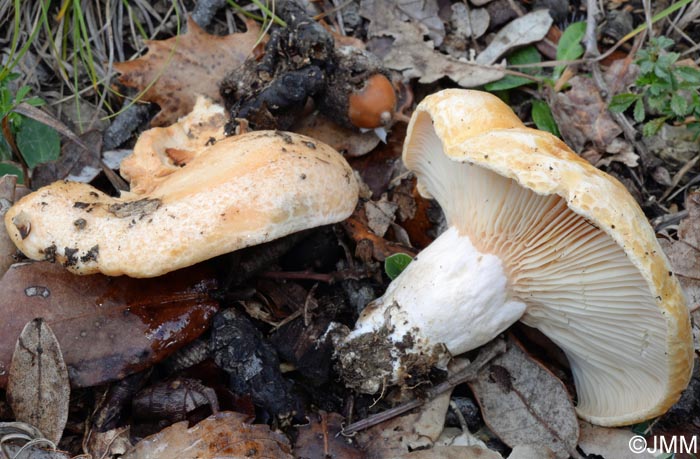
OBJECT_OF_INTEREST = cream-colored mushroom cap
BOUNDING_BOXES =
[4,130,358,278]
[338,89,692,427]
[404,89,693,425]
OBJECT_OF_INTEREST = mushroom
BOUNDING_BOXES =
[337,89,693,426]
[4,130,358,278]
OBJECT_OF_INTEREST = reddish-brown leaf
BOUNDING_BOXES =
[114,17,261,126]
[0,262,218,388]
[342,207,417,262]
[122,411,292,459]
[294,411,364,459]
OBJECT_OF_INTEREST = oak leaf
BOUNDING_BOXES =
[469,338,579,459]
[114,17,261,126]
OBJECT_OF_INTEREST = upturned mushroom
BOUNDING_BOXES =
[4,127,358,278]
[337,89,693,426]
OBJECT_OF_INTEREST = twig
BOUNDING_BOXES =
[660,154,700,202]
[340,339,507,436]
[643,0,655,40]
[653,209,689,231]
[259,268,373,284]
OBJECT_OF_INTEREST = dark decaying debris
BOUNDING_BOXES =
[132,377,219,423]
[269,289,347,387]
[92,371,150,432]
[210,308,304,421]
[220,0,393,133]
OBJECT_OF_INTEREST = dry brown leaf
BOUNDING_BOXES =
[450,4,489,40]
[0,262,218,388]
[549,77,622,152]
[356,392,451,458]
[597,138,639,168]
[292,111,381,157]
[122,411,293,459]
[343,208,418,262]
[507,444,555,459]
[8,319,70,445]
[577,422,655,459]
[1,443,71,458]
[475,10,553,65]
[32,130,103,188]
[0,175,20,276]
[469,338,579,459]
[114,17,260,126]
[83,426,132,459]
[293,411,364,459]
[643,124,700,164]
[396,0,445,46]
[365,195,399,237]
[360,1,504,87]
[349,123,406,197]
[402,446,503,459]
[659,191,700,312]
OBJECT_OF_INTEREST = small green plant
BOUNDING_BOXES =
[609,36,700,137]
[0,72,60,182]
[485,21,587,138]
[384,253,413,280]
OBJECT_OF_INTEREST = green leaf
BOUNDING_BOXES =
[657,52,680,68]
[485,46,541,91]
[13,85,31,104]
[0,134,12,161]
[638,59,654,76]
[0,162,24,183]
[384,253,414,280]
[654,63,671,81]
[556,22,586,61]
[647,94,668,111]
[643,117,668,136]
[554,21,586,79]
[631,420,653,435]
[648,83,667,96]
[24,96,45,107]
[670,94,688,116]
[608,93,639,113]
[531,100,561,137]
[633,98,646,122]
[15,117,60,170]
[654,454,674,459]
[676,66,700,84]
[653,36,675,50]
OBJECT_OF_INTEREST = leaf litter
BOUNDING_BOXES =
[7,319,70,445]
[3,1,700,458]
[114,17,261,127]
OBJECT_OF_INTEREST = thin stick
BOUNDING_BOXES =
[341,339,507,436]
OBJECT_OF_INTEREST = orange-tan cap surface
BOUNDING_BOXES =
[5,130,358,278]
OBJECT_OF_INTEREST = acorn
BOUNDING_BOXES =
[347,73,397,129]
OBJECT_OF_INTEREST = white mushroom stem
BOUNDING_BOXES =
[339,226,526,393]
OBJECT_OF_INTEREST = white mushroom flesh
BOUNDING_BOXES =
[340,112,671,423]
